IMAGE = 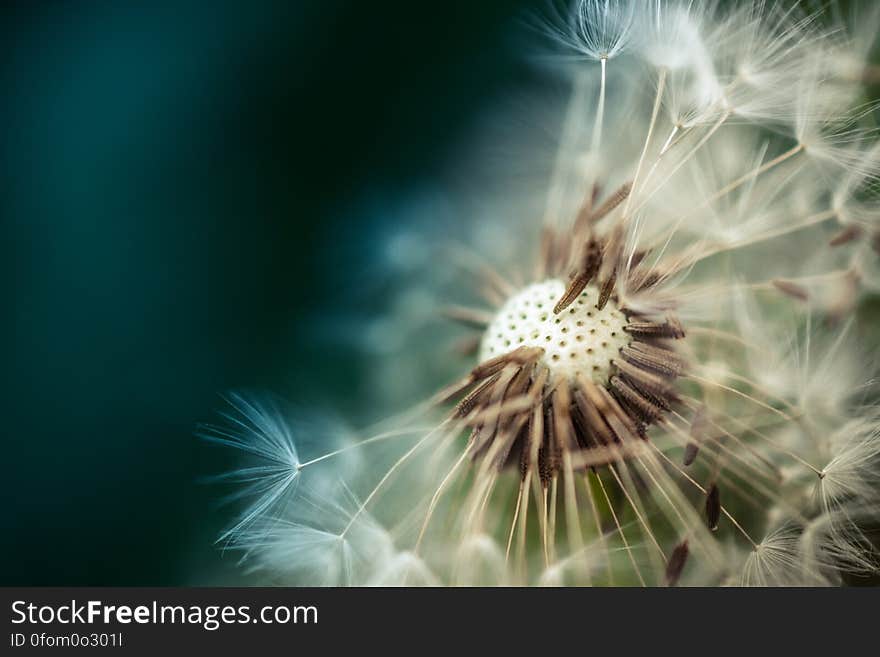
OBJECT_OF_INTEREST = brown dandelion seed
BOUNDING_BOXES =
[625,317,686,340]
[609,376,666,423]
[577,180,632,230]
[682,442,699,467]
[664,540,690,586]
[621,342,686,378]
[555,239,603,314]
[705,484,721,531]
[596,270,617,311]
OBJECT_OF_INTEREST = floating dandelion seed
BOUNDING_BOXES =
[206,0,880,586]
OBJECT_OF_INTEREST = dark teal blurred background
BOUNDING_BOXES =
[2,0,533,584]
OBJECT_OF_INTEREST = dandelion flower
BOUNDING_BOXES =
[205,0,880,586]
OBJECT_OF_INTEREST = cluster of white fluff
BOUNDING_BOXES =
[204,1,880,586]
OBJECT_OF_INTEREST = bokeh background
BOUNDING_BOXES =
[2,0,536,585]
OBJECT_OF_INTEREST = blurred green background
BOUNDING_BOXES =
[2,0,535,585]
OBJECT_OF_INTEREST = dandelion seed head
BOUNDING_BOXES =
[206,0,880,587]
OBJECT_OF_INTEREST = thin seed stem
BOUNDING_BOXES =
[686,372,796,422]
[414,445,472,553]
[669,409,780,483]
[688,400,823,476]
[609,463,666,561]
[591,57,608,155]
[664,209,838,278]
[622,67,668,224]
[633,451,726,571]
[541,486,551,567]
[595,471,646,586]
[562,453,586,573]
[516,469,533,583]
[649,442,758,549]
[632,109,731,216]
[583,472,614,585]
[297,427,434,470]
[548,476,559,564]
[705,143,804,207]
[670,417,812,525]
[341,420,450,538]
[506,479,526,562]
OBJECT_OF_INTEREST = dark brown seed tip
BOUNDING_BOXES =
[553,274,590,315]
[596,272,616,310]
[683,442,699,466]
[625,317,685,340]
[470,346,543,379]
[585,181,632,225]
[664,540,689,587]
[705,484,721,532]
